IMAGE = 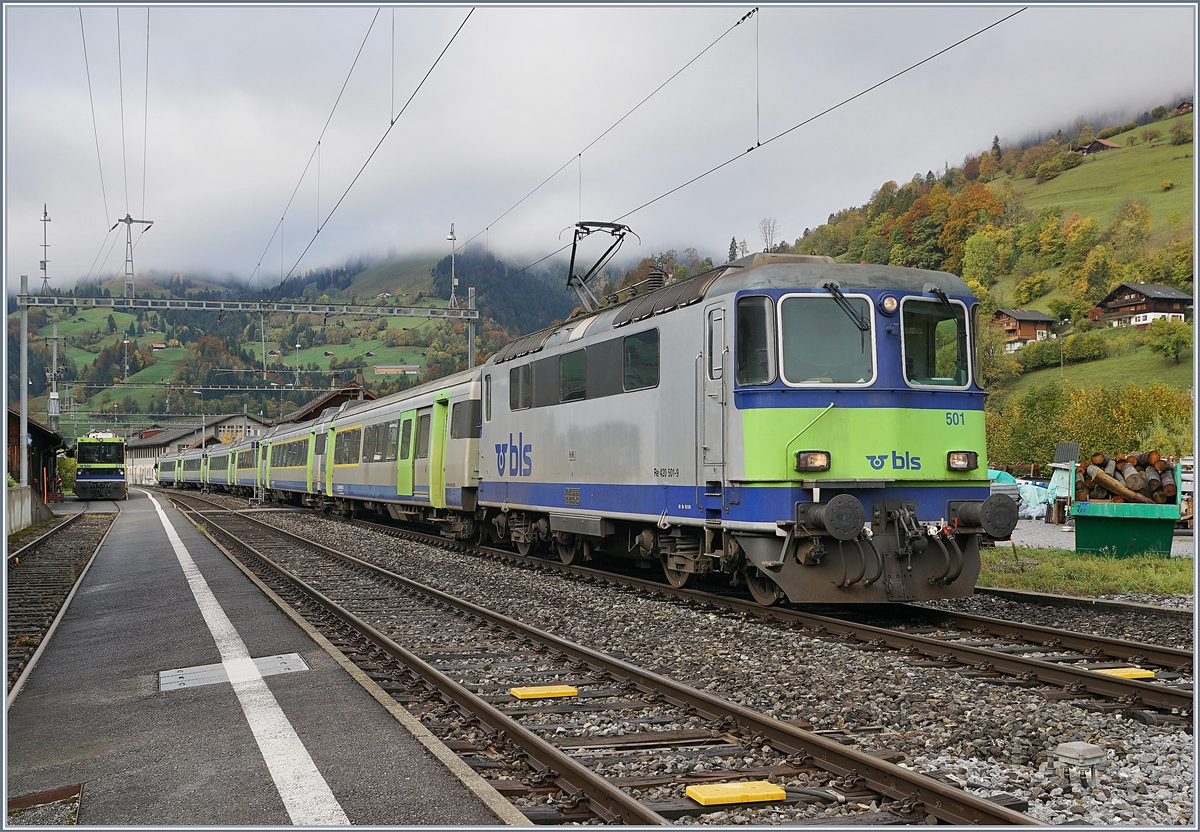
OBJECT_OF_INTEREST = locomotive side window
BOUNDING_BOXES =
[622,329,659,392]
[560,349,586,402]
[385,421,400,461]
[779,295,874,385]
[415,414,432,459]
[484,374,492,421]
[450,401,483,439]
[736,296,776,385]
[509,365,531,410]
[901,298,969,388]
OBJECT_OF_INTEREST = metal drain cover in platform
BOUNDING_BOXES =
[159,653,309,691]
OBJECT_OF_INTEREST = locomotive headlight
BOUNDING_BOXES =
[947,451,978,471]
[878,294,899,316]
[794,450,831,472]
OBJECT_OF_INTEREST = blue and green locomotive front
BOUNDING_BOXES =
[715,262,1015,603]
[74,436,128,500]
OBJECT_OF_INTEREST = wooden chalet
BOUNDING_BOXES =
[1076,138,1120,156]
[1096,282,1192,328]
[275,380,377,425]
[994,309,1057,352]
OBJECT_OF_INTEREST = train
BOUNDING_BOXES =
[157,253,1017,604]
[74,434,128,500]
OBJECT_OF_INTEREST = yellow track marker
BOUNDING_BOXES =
[685,781,787,806]
[509,685,578,699]
[1093,667,1155,679]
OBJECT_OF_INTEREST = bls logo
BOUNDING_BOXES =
[496,433,533,477]
[866,451,922,471]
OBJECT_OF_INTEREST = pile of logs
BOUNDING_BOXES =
[1076,451,1178,505]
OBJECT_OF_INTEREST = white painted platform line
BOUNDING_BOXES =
[140,490,350,826]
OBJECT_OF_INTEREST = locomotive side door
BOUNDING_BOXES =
[701,304,727,490]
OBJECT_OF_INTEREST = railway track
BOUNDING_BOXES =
[167,491,1036,825]
[6,507,116,702]
[175,490,1194,717]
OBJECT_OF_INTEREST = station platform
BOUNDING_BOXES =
[7,489,521,825]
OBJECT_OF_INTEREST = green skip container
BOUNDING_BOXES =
[1070,464,1182,558]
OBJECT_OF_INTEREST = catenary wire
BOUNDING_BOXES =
[241,8,382,296]
[141,7,150,221]
[401,5,1027,353]
[456,6,758,253]
[268,7,475,301]
[79,9,110,227]
[116,8,129,214]
[612,7,1026,223]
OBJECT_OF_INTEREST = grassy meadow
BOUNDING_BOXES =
[980,544,1193,596]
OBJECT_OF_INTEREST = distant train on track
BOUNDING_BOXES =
[73,434,128,500]
[158,251,1017,604]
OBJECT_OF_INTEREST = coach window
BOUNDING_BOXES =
[484,374,492,421]
[901,297,969,388]
[736,296,776,385]
[385,421,400,462]
[560,349,586,402]
[399,420,413,460]
[779,293,875,385]
[622,329,659,391]
[509,365,531,410]
[415,414,432,459]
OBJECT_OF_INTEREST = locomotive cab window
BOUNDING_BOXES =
[736,295,776,385]
[622,329,659,391]
[901,298,970,388]
[779,293,875,385]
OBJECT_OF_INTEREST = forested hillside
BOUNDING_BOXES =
[785,102,1194,465]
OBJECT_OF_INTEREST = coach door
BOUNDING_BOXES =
[396,410,416,497]
[412,408,433,503]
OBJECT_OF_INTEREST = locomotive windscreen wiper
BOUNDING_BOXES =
[822,282,870,353]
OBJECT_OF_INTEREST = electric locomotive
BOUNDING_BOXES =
[74,435,128,500]
[159,251,1015,605]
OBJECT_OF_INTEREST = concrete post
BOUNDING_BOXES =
[19,275,29,486]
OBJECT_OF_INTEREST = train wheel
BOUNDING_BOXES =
[515,540,533,556]
[745,566,784,606]
[556,535,582,565]
[662,557,696,589]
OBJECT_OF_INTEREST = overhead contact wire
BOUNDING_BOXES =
[269,7,475,301]
[242,8,382,295]
[457,6,758,252]
[613,7,1026,223]
[116,8,129,214]
[79,9,110,227]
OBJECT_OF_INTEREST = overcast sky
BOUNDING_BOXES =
[4,4,1195,295]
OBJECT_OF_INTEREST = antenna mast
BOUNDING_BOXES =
[112,213,154,298]
[39,204,51,294]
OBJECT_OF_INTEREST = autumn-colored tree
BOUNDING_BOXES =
[961,232,1000,291]
[1108,197,1152,264]
[937,182,1002,274]
[1079,243,1118,302]
[978,150,999,181]
[1145,317,1192,364]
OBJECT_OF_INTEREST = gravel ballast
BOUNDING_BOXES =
[244,509,1196,826]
